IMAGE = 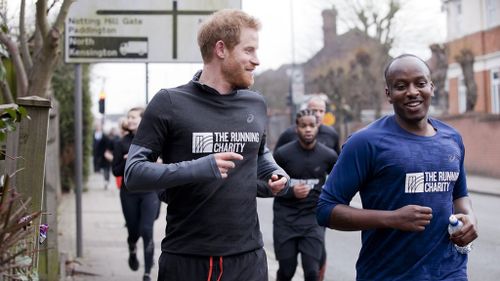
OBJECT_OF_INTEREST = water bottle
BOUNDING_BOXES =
[448,215,472,254]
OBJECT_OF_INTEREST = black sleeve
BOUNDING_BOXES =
[333,131,340,154]
[274,127,295,151]
[125,144,220,191]
[256,133,289,197]
[112,138,126,177]
[326,147,339,173]
[272,147,296,199]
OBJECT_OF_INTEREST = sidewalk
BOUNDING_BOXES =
[57,172,286,281]
[58,172,499,281]
[466,174,500,197]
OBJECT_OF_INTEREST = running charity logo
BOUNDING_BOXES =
[192,132,260,153]
[404,171,459,193]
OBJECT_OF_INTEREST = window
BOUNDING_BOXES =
[492,69,500,114]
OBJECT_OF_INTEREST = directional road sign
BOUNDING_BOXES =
[65,0,241,63]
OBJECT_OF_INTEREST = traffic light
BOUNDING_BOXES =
[98,90,105,114]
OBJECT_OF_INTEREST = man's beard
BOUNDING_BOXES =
[221,56,253,90]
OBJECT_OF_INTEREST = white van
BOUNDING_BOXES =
[119,41,147,56]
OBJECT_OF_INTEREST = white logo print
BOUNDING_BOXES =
[192,132,213,153]
[405,172,424,193]
[405,171,457,193]
[192,131,261,153]
[247,114,254,123]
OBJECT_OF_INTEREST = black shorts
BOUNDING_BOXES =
[157,248,268,281]
[273,224,324,260]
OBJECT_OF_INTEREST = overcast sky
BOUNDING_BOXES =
[86,0,446,117]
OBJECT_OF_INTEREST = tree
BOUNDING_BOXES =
[455,48,478,112]
[341,0,400,52]
[317,0,400,120]
[53,62,93,192]
[430,43,449,113]
[0,0,74,100]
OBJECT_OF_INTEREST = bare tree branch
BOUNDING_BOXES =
[53,0,74,32]
[20,0,33,72]
[456,49,478,111]
[0,59,14,103]
[0,31,28,97]
[47,0,60,14]
[36,0,49,42]
[0,80,14,104]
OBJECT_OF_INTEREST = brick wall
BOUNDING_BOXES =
[447,26,500,63]
[440,113,500,178]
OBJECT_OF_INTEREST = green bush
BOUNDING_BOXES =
[52,62,93,192]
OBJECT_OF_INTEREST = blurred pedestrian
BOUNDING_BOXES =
[124,9,288,281]
[273,109,337,281]
[317,54,478,280]
[106,118,129,189]
[112,107,160,281]
[93,121,111,189]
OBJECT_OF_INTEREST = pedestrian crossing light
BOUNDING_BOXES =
[98,91,106,114]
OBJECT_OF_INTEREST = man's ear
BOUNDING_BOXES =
[385,88,393,104]
[215,40,225,59]
[430,81,435,97]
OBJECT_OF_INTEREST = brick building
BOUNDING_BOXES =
[443,0,500,114]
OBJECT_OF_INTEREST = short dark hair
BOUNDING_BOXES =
[384,54,431,87]
[295,109,316,125]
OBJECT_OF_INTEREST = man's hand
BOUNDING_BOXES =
[214,152,243,178]
[293,183,310,199]
[391,205,433,232]
[450,213,478,246]
[268,174,287,195]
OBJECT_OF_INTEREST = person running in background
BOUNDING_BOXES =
[112,107,160,281]
[106,118,129,189]
[124,9,288,281]
[275,95,339,280]
[317,54,478,281]
[93,121,111,189]
[272,109,337,281]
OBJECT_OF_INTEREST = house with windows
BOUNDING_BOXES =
[443,0,500,114]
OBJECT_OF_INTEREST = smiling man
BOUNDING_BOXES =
[124,9,288,281]
[317,54,478,281]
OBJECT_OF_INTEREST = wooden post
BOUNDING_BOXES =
[15,96,51,271]
[39,102,61,281]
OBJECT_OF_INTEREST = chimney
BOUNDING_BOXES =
[322,8,337,47]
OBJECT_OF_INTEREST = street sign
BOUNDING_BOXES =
[65,0,242,63]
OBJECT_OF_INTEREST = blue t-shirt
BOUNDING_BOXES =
[317,115,469,281]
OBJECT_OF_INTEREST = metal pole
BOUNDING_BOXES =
[74,64,83,257]
[288,1,296,124]
[146,62,149,104]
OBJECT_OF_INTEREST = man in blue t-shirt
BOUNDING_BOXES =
[317,54,478,281]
